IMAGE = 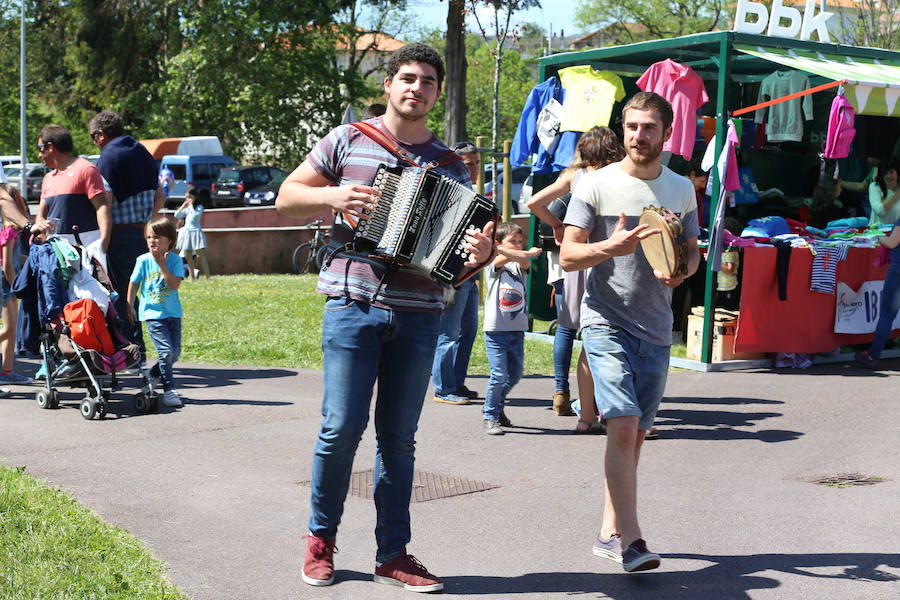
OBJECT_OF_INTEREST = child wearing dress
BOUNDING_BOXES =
[127,217,185,408]
[482,222,542,435]
[175,187,211,280]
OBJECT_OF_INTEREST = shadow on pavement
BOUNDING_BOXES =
[654,396,803,443]
[437,552,899,597]
[176,366,297,388]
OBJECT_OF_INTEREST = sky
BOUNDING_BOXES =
[409,1,583,40]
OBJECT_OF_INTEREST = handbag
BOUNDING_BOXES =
[538,192,570,251]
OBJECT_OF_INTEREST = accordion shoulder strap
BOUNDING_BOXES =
[351,121,461,170]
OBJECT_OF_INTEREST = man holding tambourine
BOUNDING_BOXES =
[560,91,700,573]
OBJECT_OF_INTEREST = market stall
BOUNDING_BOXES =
[522,30,900,365]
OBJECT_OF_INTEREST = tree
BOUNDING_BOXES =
[0,0,23,153]
[831,0,900,50]
[465,0,540,184]
[464,42,534,142]
[423,32,535,151]
[151,1,355,167]
[443,0,468,145]
[575,0,726,44]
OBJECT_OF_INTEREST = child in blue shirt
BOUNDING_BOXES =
[127,217,185,408]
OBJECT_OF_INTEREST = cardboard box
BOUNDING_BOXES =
[686,314,766,362]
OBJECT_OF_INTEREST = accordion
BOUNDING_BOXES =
[354,164,499,285]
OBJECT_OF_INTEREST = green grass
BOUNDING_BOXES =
[167,275,684,375]
[173,273,563,375]
[170,273,687,374]
[0,465,186,599]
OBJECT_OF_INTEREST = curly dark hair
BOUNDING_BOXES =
[573,126,624,170]
[386,43,445,88]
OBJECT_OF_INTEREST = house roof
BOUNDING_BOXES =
[333,26,405,52]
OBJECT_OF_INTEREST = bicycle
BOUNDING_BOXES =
[292,218,332,274]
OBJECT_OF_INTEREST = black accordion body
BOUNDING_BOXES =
[353,164,499,286]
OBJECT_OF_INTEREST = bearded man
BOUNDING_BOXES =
[560,91,700,573]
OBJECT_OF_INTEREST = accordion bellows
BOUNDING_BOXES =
[354,165,498,285]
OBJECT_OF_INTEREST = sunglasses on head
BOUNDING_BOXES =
[452,141,477,154]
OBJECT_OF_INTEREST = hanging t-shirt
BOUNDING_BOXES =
[558,66,625,133]
[636,59,709,160]
[755,70,813,143]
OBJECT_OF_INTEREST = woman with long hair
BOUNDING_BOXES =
[527,126,624,433]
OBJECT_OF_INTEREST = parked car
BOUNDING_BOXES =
[211,166,285,207]
[243,172,287,206]
[1,155,24,169]
[3,163,50,202]
[483,164,531,214]
[160,154,237,208]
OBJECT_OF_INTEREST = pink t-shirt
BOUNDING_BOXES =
[40,157,106,234]
[637,59,709,160]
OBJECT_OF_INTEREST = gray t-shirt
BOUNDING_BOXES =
[483,261,529,332]
[564,162,699,346]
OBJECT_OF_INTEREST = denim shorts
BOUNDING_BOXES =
[582,323,670,430]
[1,277,11,303]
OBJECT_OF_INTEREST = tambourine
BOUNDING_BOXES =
[638,205,689,278]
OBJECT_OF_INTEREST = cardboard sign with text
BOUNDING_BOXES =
[834,281,900,334]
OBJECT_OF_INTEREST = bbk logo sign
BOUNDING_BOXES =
[734,0,835,42]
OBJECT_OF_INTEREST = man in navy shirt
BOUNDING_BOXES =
[89,110,165,353]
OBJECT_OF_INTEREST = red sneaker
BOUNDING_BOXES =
[302,533,337,586]
[374,553,443,592]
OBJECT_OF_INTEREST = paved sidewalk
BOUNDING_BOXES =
[1,359,898,599]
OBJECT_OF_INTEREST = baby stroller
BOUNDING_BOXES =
[14,230,160,420]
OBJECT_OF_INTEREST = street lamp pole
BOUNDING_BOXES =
[20,0,26,169]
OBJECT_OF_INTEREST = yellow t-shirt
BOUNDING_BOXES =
[559,66,625,132]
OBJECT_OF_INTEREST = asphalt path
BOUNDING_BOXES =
[1,358,898,599]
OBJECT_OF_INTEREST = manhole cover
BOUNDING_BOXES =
[805,473,886,488]
[300,470,499,503]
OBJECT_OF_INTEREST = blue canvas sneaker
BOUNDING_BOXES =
[622,538,660,572]
[592,533,623,563]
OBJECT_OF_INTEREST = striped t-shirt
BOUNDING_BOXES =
[308,117,470,312]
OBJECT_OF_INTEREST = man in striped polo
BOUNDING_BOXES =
[278,43,494,593]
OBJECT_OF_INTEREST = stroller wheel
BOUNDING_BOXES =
[134,392,150,414]
[36,390,52,410]
[97,402,108,419]
[80,397,97,420]
[50,389,60,409]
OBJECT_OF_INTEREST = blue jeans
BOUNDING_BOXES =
[483,330,524,421]
[552,280,577,394]
[870,268,900,359]
[145,318,182,391]
[582,324,669,430]
[431,278,478,396]
[309,297,439,564]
